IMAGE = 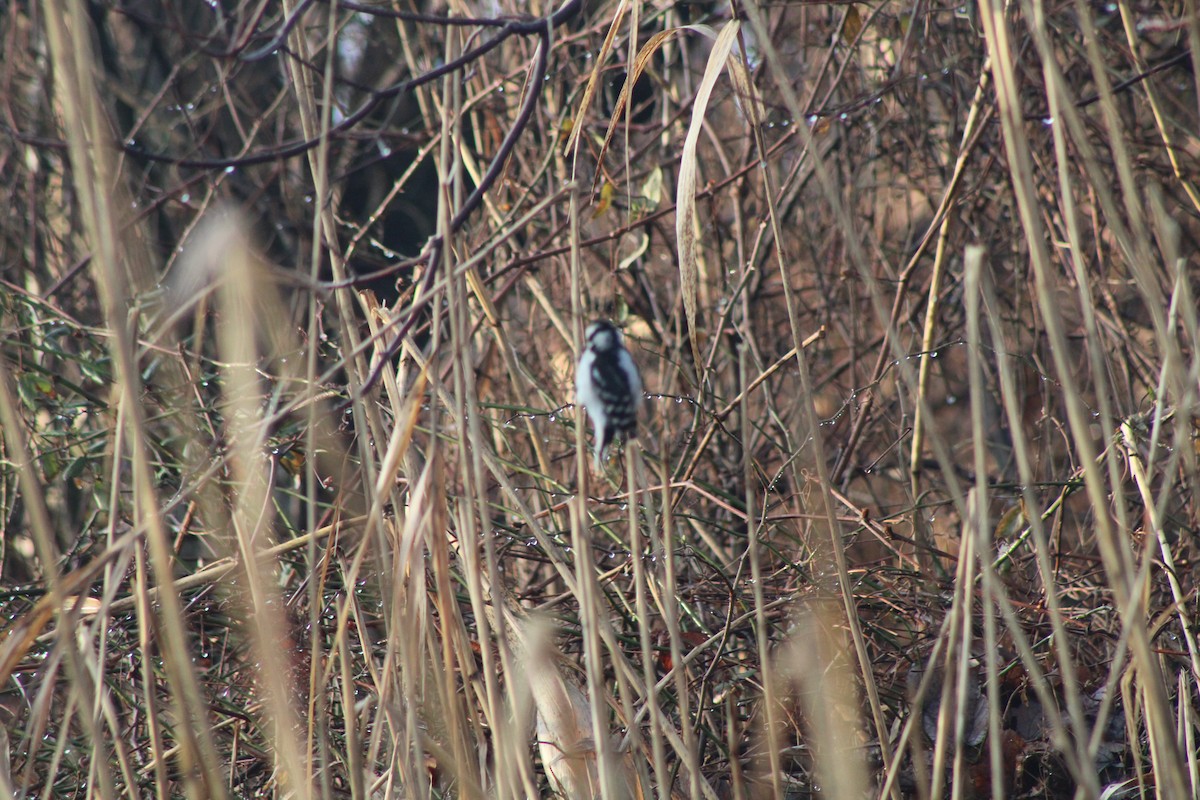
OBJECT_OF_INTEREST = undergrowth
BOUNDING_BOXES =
[1,0,1199,798]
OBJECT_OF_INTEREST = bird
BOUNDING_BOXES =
[576,320,644,469]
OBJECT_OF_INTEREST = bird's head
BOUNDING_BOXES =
[584,320,622,352]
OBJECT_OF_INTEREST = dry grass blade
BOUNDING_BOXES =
[565,0,630,161]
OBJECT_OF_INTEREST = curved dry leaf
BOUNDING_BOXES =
[592,26,681,192]
[617,230,650,272]
[641,165,664,207]
[676,21,741,369]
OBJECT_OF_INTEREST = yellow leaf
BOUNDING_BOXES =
[993,501,1027,542]
[278,447,307,477]
[593,181,615,217]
